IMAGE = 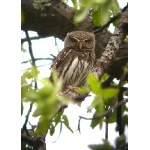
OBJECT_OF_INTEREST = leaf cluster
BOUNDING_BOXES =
[21,66,73,136]
[70,0,120,27]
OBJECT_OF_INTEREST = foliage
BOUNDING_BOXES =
[70,0,120,26]
[21,66,72,137]
[89,139,114,150]
[21,0,128,149]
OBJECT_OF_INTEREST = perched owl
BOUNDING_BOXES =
[49,31,95,92]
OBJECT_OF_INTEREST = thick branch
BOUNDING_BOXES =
[21,0,127,60]
[93,8,128,80]
[22,0,93,39]
[63,8,128,102]
[22,0,128,102]
[22,135,46,150]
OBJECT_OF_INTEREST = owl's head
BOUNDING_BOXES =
[64,31,95,50]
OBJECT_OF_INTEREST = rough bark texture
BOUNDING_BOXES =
[21,0,128,100]
[60,8,128,102]
[93,8,128,79]
[21,1,128,149]
[21,0,127,66]
[21,0,93,38]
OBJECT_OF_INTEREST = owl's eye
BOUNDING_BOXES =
[84,39,90,44]
[70,37,77,43]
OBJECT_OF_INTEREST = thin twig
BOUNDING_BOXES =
[21,57,52,64]
[105,116,109,140]
[79,99,128,120]
[118,63,128,88]
[21,63,51,72]
[21,35,50,43]
[25,30,36,66]
[93,4,128,34]
[22,31,38,135]
[50,54,57,59]
[55,37,60,53]
[116,62,128,136]
[22,103,33,135]
[77,117,81,133]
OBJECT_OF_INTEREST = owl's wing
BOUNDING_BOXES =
[50,47,72,69]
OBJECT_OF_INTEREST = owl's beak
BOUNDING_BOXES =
[78,42,83,49]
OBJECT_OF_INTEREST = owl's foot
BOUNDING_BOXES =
[67,85,79,91]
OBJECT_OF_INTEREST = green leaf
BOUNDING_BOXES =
[38,86,52,99]
[108,109,116,124]
[100,73,109,83]
[122,114,128,127]
[122,104,128,114]
[21,84,30,99]
[22,71,32,79]
[62,115,74,133]
[32,107,42,117]
[100,88,119,99]
[87,72,101,94]
[92,3,111,27]
[89,139,113,150]
[54,110,64,126]
[90,112,104,129]
[49,70,63,96]
[21,101,23,116]
[57,95,70,105]
[115,134,126,148]
[50,69,59,83]
[31,65,40,78]
[74,7,89,23]
[71,0,78,9]
[110,0,120,15]
[34,116,50,136]
[90,95,105,129]
[92,8,102,26]
[90,117,102,129]
[36,100,59,117]
[25,89,39,102]
[123,65,128,73]
[73,0,93,23]
[76,86,90,94]
[49,123,55,136]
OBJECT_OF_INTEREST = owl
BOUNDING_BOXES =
[49,31,95,92]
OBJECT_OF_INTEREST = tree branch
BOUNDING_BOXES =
[22,31,37,136]
[22,103,33,136]
[21,134,46,150]
[93,4,128,34]
[116,63,128,136]
[79,99,128,120]
[25,30,36,66]
[21,35,50,43]
[21,57,52,64]
[93,7,128,80]
[62,7,128,102]
[21,0,93,38]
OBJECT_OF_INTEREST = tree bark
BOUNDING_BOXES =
[21,0,128,99]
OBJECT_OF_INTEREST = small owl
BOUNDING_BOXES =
[49,31,95,92]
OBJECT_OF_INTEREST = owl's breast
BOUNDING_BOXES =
[61,56,93,91]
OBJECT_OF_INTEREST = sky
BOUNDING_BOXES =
[2,0,150,149]
[21,1,128,149]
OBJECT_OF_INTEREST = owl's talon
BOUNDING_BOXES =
[67,85,79,91]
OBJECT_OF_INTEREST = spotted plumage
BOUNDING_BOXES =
[49,31,95,92]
